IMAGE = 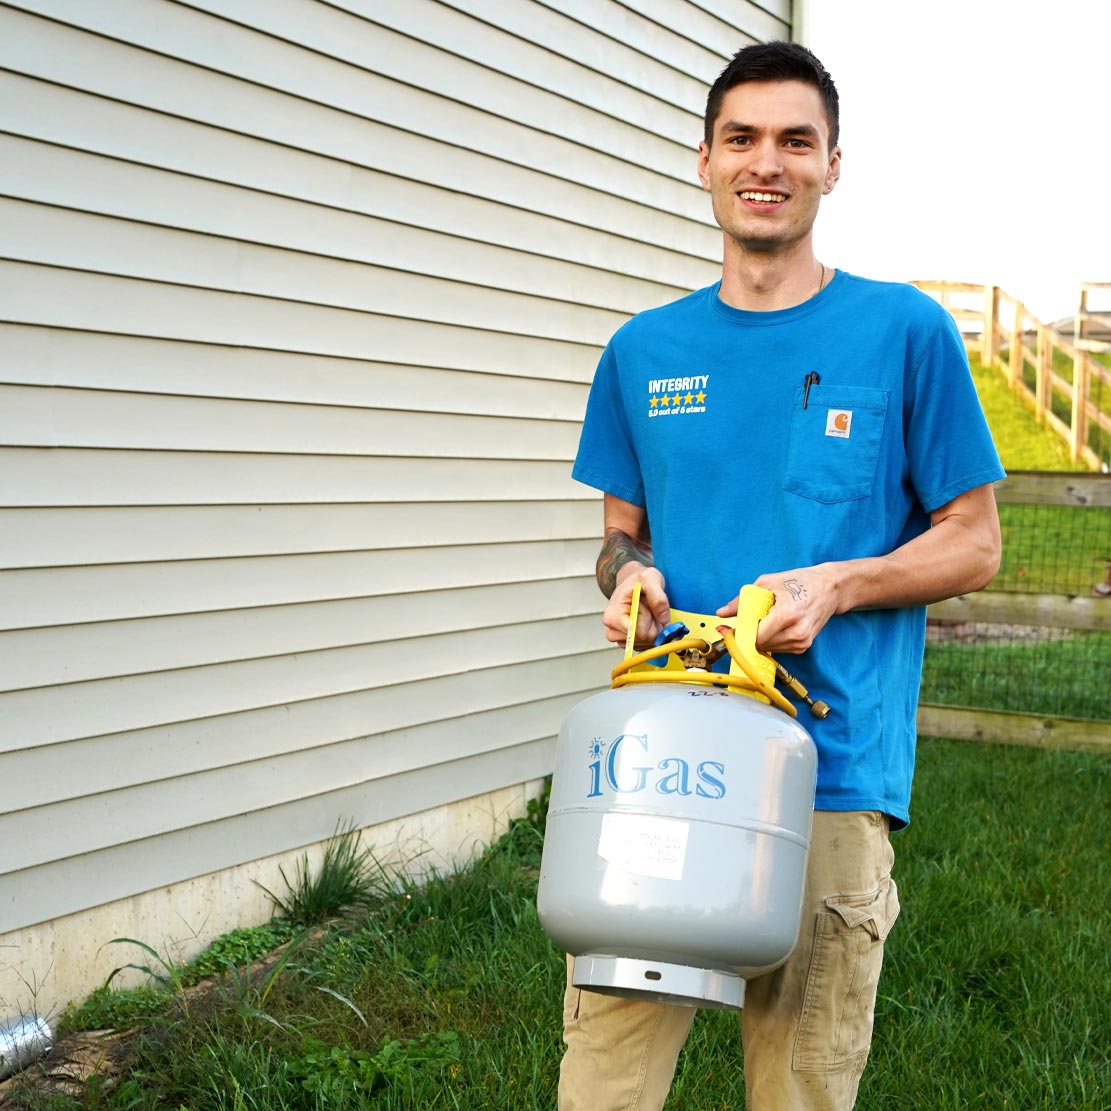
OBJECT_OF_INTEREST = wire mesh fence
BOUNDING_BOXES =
[920,474,1111,724]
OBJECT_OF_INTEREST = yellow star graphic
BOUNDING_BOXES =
[660,394,670,406]
[684,392,694,405]
[695,390,706,404]
[649,395,659,407]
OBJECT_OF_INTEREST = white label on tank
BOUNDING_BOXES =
[597,813,690,881]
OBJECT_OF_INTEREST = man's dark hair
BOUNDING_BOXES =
[704,41,839,150]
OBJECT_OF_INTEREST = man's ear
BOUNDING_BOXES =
[697,140,712,191]
[823,146,842,195]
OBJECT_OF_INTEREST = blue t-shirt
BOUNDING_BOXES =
[572,271,1004,827]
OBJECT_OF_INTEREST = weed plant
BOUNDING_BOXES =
[12,747,1109,1110]
[62,920,303,1034]
[258,821,382,926]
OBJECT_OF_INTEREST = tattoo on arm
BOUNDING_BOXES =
[782,578,808,602]
[596,530,653,598]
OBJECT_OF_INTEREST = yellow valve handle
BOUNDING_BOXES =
[624,582,641,659]
[727,584,778,695]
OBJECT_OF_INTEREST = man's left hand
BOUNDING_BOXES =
[716,565,841,654]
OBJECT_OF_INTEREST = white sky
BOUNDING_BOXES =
[805,0,1111,324]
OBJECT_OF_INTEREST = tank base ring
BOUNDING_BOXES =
[572,954,745,1011]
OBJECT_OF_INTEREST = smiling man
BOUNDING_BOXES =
[561,42,1004,1111]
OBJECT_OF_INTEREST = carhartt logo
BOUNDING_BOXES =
[825,409,852,438]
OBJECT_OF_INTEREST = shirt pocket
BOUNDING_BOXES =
[782,386,889,503]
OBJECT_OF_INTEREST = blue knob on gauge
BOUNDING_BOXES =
[649,621,690,666]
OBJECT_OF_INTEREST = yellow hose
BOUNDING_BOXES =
[610,631,798,718]
[717,626,797,717]
[610,637,710,680]
[612,669,777,696]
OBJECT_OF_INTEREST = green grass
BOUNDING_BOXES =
[11,747,1110,1111]
[921,631,1111,720]
[61,920,303,1033]
[992,501,1109,596]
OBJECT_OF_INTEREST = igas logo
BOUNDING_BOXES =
[587,734,726,799]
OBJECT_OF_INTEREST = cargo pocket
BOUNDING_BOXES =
[782,386,889,503]
[793,877,901,1072]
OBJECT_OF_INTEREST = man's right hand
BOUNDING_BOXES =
[602,564,670,646]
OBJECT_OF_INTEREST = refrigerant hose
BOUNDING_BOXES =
[610,633,798,718]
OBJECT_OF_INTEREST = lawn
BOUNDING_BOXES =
[920,630,1111,720]
[12,739,1109,1111]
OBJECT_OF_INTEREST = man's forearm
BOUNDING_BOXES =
[731,484,1002,655]
[832,484,1001,613]
[596,529,654,598]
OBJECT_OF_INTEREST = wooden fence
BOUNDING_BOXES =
[918,472,1111,753]
[912,280,1111,469]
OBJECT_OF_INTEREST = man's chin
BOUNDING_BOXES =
[726,229,798,254]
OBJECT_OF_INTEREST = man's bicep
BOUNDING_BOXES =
[603,492,650,544]
[929,482,999,530]
[929,482,1002,587]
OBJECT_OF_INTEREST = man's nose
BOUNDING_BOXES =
[750,139,783,176]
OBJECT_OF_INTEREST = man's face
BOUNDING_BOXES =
[697,80,840,255]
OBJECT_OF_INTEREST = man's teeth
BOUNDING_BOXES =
[740,191,787,202]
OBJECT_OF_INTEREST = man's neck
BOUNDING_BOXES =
[717,241,826,312]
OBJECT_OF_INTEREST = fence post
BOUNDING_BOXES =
[1075,284,1089,349]
[1009,300,1024,388]
[1036,325,1050,422]
[1070,351,1090,462]
[983,285,998,365]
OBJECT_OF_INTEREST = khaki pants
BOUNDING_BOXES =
[558,810,900,1111]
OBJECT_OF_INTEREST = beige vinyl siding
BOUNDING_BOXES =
[6,652,612,812]
[0,0,783,938]
[0,502,599,566]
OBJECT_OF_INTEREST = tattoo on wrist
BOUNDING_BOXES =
[597,530,653,597]
[783,578,807,602]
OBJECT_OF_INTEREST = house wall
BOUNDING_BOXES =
[0,0,790,1016]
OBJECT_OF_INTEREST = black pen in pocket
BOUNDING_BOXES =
[802,371,821,408]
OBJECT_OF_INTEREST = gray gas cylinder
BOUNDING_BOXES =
[537,681,817,1010]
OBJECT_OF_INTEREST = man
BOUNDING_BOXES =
[561,41,1003,1111]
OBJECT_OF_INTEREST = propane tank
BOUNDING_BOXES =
[537,585,820,1010]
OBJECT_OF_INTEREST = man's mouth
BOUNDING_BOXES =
[739,191,788,203]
